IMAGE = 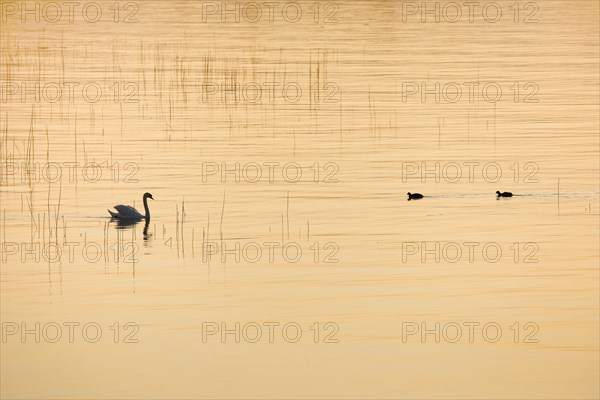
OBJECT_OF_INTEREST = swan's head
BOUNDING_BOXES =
[495,191,501,195]
[144,192,154,200]
[407,192,412,196]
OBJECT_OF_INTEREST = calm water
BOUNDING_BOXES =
[1,0,599,398]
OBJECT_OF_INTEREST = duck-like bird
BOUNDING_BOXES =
[407,192,424,200]
[108,192,154,220]
[496,191,513,197]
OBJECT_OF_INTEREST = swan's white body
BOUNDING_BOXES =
[108,205,144,219]
[108,193,153,220]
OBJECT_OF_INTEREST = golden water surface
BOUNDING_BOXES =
[1,0,599,398]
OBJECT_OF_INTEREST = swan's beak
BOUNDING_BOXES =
[149,195,154,200]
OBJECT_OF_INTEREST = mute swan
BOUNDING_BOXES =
[496,191,513,197]
[407,192,424,200]
[108,192,154,220]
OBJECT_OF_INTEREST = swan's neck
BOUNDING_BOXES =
[143,197,150,220]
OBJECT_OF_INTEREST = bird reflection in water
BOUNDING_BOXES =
[110,218,153,243]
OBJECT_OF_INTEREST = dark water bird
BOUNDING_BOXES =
[496,191,513,197]
[407,192,424,200]
[108,192,154,220]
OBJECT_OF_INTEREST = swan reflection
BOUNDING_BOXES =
[110,218,153,242]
